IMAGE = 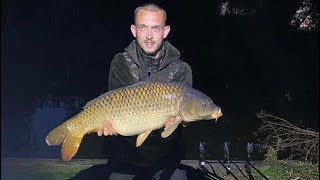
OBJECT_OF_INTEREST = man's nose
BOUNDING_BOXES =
[146,28,153,39]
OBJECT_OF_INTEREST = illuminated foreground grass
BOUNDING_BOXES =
[254,160,319,180]
[1,158,105,180]
[2,158,319,179]
[2,165,86,180]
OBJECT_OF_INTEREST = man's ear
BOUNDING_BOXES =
[163,25,171,39]
[130,24,137,38]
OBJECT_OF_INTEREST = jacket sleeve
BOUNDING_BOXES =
[108,53,136,91]
[173,61,193,87]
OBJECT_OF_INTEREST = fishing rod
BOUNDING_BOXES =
[244,142,255,180]
[245,142,269,180]
[230,160,250,179]
[198,142,240,180]
[198,142,225,180]
[224,142,250,180]
[204,160,254,180]
[226,142,269,180]
[198,141,270,180]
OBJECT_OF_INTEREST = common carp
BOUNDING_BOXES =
[46,81,222,161]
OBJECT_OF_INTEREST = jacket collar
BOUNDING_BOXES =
[124,40,181,70]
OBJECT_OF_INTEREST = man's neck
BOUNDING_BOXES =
[154,52,161,60]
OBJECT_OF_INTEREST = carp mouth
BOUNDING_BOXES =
[212,108,223,122]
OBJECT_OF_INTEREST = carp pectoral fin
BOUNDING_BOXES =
[87,128,99,134]
[136,130,152,147]
[161,119,182,138]
[61,133,83,161]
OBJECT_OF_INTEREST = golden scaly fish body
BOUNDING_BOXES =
[46,81,222,161]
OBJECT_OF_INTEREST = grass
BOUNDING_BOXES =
[253,160,319,180]
[1,165,86,180]
[250,145,319,179]
[2,158,319,180]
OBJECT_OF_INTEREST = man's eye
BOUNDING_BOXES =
[139,26,145,31]
[153,27,161,32]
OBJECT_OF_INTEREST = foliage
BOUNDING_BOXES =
[32,94,85,117]
[256,111,319,164]
[290,0,319,31]
[21,94,85,158]
[264,146,278,164]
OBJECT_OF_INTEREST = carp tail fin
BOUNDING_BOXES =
[46,118,85,161]
[61,133,84,161]
[46,120,72,146]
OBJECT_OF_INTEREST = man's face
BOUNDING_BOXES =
[131,9,170,58]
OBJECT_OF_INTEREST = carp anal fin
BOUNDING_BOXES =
[136,130,152,147]
[161,118,182,138]
[61,133,83,161]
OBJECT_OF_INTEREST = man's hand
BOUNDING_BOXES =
[97,122,118,136]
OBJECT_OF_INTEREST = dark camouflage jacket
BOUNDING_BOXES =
[106,40,193,168]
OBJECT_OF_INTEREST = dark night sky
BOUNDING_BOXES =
[1,0,319,159]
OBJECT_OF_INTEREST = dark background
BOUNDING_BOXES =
[1,0,319,160]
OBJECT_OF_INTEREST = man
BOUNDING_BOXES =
[99,3,194,180]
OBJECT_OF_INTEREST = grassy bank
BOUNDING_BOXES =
[2,158,319,179]
[254,160,319,180]
[2,165,85,180]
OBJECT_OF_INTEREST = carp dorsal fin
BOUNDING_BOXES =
[136,130,152,147]
[161,118,182,138]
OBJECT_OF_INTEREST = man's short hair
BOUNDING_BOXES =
[134,3,167,24]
